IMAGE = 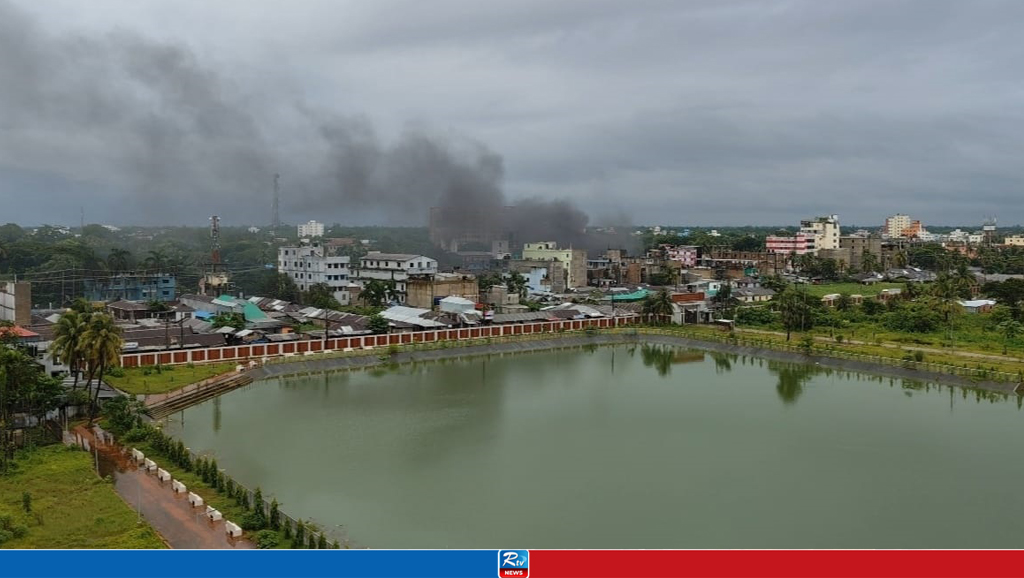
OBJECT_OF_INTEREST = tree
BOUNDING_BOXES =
[860,250,880,274]
[269,499,281,531]
[144,250,169,271]
[760,275,788,293]
[776,286,814,341]
[367,314,390,335]
[507,271,528,300]
[82,313,123,424]
[835,293,853,312]
[641,289,674,324]
[106,248,132,272]
[211,312,246,330]
[892,250,909,268]
[1,328,63,472]
[361,280,396,308]
[102,395,146,435]
[261,273,301,303]
[998,320,1022,355]
[303,283,341,310]
[51,310,90,391]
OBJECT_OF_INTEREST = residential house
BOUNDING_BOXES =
[405,273,478,309]
[356,252,438,304]
[83,272,177,302]
[521,242,588,289]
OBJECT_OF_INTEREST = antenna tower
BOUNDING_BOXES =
[272,173,281,230]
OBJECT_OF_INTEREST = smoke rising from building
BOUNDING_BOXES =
[0,0,607,249]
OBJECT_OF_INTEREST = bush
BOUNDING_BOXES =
[22,492,31,513]
[736,307,776,326]
[216,472,225,493]
[835,334,844,343]
[293,521,305,549]
[240,511,267,531]
[226,479,236,499]
[308,533,318,549]
[254,529,279,549]
[283,520,292,540]
[318,534,328,549]
[0,530,13,545]
[106,366,126,378]
[799,335,815,352]
[914,350,925,362]
[269,499,280,531]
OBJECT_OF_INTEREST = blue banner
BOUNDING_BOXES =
[5,550,503,578]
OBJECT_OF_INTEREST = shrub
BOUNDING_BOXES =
[0,530,13,545]
[834,334,844,343]
[252,488,267,526]
[308,533,318,549]
[11,524,27,539]
[331,540,341,549]
[240,511,267,531]
[226,479,236,499]
[106,366,126,378]
[254,529,279,549]
[293,522,306,549]
[283,520,292,540]
[269,499,280,531]
[318,534,328,549]
[799,335,815,353]
[914,350,925,362]
[22,492,31,513]
[216,472,225,493]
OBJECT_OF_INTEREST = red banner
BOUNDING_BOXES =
[529,550,1024,578]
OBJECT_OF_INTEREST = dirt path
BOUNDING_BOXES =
[74,425,253,549]
[736,327,1023,365]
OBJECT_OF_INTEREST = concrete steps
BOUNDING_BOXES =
[147,373,254,420]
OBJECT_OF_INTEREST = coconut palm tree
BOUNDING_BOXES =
[641,289,674,324]
[82,313,123,425]
[106,248,132,272]
[144,250,169,271]
[50,310,90,391]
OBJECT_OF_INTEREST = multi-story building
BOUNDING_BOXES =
[405,273,478,309]
[1004,235,1024,247]
[355,252,438,304]
[766,232,816,255]
[840,235,883,272]
[521,242,587,289]
[297,220,325,238]
[655,245,699,268]
[278,244,352,305]
[800,214,840,250]
[0,281,31,326]
[83,272,177,302]
[884,214,911,238]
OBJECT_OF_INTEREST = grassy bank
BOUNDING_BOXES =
[106,363,237,395]
[800,282,904,298]
[0,445,165,549]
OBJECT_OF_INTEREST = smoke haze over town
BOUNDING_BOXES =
[2,0,1024,228]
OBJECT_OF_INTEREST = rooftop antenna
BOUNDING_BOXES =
[272,173,281,230]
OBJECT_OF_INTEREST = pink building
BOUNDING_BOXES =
[766,233,815,255]
[657,245,699,267]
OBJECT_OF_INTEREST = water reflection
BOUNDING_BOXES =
[638,345,706,377]
[766,361,819,405]
[213,396,221,434]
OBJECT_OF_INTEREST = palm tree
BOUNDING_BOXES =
[641,289,674,324]
[82,314,123,424]
[998,320,1022,355]
[777,285,811,341]
[144,250,169,271]
[50,310,90,391]
[892,250,909,268]
[861,250,879,274]
[106,248,132,272]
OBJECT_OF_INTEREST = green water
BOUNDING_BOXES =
[164,345,1024,548]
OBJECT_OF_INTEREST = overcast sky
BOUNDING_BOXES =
[2,0,1023,228]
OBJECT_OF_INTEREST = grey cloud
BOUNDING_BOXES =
[3,0,1024,227]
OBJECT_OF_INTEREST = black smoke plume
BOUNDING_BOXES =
[0,0,603,250]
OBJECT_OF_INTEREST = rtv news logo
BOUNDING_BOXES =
[498,550,529,578]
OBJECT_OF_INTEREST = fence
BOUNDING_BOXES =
[121,317,636,369]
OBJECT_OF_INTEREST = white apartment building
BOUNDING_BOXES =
[356,252,438,304]
[278,244,351,305]
[1005,235,1024,247]
[297,220,325,238]
[884,214,911,238]
[799,215,840,251]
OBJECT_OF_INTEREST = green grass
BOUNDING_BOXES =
[106,363,237,395]
[798,282,904,298]
[0,445,165,549]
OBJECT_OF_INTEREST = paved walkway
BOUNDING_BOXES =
[75,425,253,549]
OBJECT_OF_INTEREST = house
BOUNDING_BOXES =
[878,288,903,301]
[83,272,177,302]
[734,287,775,303]
[356,252,438,304]
[958,299,996,314]
[521,242,588,289]
[0,281,31,326]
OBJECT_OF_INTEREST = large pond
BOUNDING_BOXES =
[163,344,1024,548]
